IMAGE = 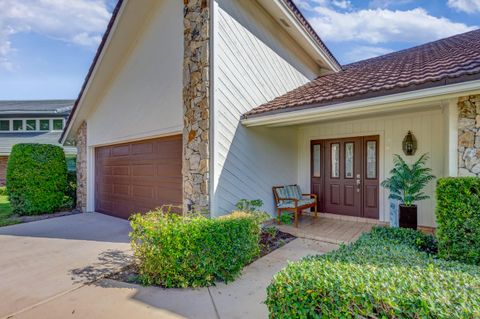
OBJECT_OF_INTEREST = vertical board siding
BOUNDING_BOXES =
[212,0,319,215]
[88,0,183,146]
[297,109,445,227]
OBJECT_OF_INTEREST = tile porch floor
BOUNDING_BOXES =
[276,213,382,244]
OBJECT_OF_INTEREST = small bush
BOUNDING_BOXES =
[0,186,7,196]
[63,170,77,209]
[266,227,480,319]
[6,144,68,215]
[436,177,480,264]
[130,209,268,288]
[279,211,293,225]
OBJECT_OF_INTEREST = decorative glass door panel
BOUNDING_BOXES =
[311,136,379,219]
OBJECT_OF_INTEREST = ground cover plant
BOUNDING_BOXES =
[436,177,480,265]
[266,226,480,319]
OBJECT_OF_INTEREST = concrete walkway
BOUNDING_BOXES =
[8,238,338,319]
[0,213,132,318]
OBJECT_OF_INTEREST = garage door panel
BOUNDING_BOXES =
[95,135,182,219]
[131,164,156,177]
[113,184,130,196]
[157,164,182,176]
[111,145,130,156]
[111,166,129,176]
[104,157,130,165]
[131,142,153,155]
[132,185,155,199]
[104,175,130,185]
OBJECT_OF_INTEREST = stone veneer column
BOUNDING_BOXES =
[76,121,88,211]
[458,95,480,177]
[183,0,210,213]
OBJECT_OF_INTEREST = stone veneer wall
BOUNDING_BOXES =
[182,0,210,213]
[458,95,480,177]
[76,122,88,211]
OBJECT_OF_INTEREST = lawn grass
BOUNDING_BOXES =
[0,195,19,227]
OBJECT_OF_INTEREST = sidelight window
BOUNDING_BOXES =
[331,143,340,178]
[313,144,321,177]
[366,141,377,179]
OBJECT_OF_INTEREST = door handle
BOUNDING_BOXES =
[356,179,361,186]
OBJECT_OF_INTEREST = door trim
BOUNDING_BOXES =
[310,135,380,219]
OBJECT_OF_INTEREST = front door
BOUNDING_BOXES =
[311,136,379,219]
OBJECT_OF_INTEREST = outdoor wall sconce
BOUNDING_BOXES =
[402,131,417,156]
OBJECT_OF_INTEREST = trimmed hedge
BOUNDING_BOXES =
[6,144,68,215]
[0,186,6,196]
[266,227,480,319]
[436,177,480,265]
[130,210,268,288]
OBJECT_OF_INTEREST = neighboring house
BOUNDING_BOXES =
[0,100,77,185]
[61,0,480,229]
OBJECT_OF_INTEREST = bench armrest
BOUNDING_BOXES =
[302,193,317,199]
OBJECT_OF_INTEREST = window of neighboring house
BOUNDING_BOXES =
[52,119,63,131]
[26,119,37,131]
[39,119,50,131]
[13,120,23,131]
[0,120,9,131]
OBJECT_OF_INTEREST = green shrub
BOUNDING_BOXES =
[130,209,268,288]
[63,170,77,209]
[0,186,7,196]
[6,144,68,215]
[436,177,480,265]
[279,211,293,225]
[266,227,480,319]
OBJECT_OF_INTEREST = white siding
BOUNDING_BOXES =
[297,108,446,227]
[212,0,321,215]
[87,0,183,147]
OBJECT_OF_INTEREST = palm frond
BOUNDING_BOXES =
[381,153,435,206]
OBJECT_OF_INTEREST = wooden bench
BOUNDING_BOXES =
[273,185,317,228]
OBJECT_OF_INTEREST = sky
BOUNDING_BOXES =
[0,0,479,100]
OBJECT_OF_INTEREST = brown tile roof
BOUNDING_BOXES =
[244,29,480,118]
[283,0,340,69]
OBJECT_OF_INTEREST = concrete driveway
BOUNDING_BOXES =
[0,213,132,318]
[1,213,340,319]
[7,238,338,319]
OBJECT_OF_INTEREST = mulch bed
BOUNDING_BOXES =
[108,227,296,285]
[259,228,296,257]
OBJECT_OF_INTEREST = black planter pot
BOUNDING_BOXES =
[399,204,417,229]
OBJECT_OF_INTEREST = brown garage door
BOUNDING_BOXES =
[95,135,182,219]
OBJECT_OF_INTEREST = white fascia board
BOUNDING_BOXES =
[261,0,341,73]
[242,79,480,127]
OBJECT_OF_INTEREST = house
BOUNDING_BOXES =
[0,100,77,185]
[60,0,480,230]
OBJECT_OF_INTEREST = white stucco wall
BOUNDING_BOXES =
[86,0,183,147]
[297,107,446,227]
[211,0,321,215]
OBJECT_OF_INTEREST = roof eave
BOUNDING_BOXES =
[242,78,480,127]
[257,0,341,73]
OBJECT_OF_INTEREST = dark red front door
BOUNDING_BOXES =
[311,136,379,219]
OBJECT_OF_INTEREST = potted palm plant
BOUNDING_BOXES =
[381,154,435,229]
